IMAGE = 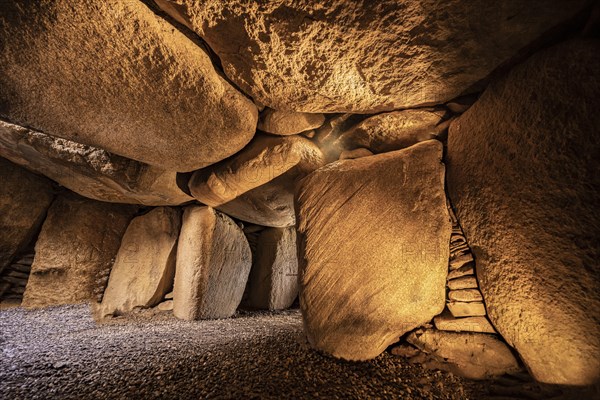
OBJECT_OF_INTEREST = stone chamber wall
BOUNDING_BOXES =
[0,0,599,388]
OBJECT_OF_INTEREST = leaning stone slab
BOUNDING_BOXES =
[173,206,252,320]
[98,207,181,317]
[296,140,450,360]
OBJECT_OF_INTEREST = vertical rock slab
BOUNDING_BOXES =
[246,227,298,310]
[189,135,324,227]
[98,207,181,317]
[0,119,193,205]
[0,0,258,172]
[447,39,600,385]
[22,194,136,308]
[173,206,251,320]
[155,0,588,112]
[0,158,54,272]
[296,140,451,360]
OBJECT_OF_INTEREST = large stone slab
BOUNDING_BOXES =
[0,0,257,172]
[407,329,521,380]
[0,119,193,205]
[156,0,587,112]
[447,39,600,385]
[189,135,324,227]
[173,206,252,320]
[22,194,136,308]
[296,140,451,360]
[0,158,54,272]
[246,227,298,310]
[98,207,181,317]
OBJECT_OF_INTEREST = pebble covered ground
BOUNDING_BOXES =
[0,305,595,399]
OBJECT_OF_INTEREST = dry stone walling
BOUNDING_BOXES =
[447,39,600,385]
[0,0,598,388]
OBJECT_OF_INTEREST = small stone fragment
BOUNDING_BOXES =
[448,289,484,302]
[156,300,174,311]
[338,148,374,160]
[447,264,475,280]
[447,301,487,317]
[447,276,478,290]
[449,253,474,270]
[258,109,325,135]
[434,309,496,334]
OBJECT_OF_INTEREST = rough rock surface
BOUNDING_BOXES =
[296,140,450,360]
[447,39,600,385]
[98,208,181,317]
[0,0,257,172]
[0,119,193,205]
[258,109,325,135]
[174,206,252,320]
[156,0,587,112]
[407,329,521,380]
[189,135,324,227]
[246,227,298,310]
[338,148,373,160]
[22,194,136,308]
[0,158,53,272]
[335,110,446,154]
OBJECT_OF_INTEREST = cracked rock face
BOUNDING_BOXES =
[156,0,586,112]
[0,120,194,206]
[447,39,600,385]
[0,0,258,172]
[296,140,450,360]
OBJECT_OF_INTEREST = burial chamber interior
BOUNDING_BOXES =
[0,0,599,399]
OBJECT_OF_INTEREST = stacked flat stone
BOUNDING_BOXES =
[435,205,496,333]
[0,253,34,301]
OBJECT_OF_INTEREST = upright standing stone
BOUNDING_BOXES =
[296,140,451,360]
[246,227,298,310]
[447,39,600,384]
[0,158,54,272]
[98,207,181,317]
[22,193,136,308]
[173,206,251,320]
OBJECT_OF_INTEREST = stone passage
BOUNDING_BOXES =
[0,252,34,304]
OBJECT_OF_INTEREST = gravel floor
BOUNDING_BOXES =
[0,305,595,399]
